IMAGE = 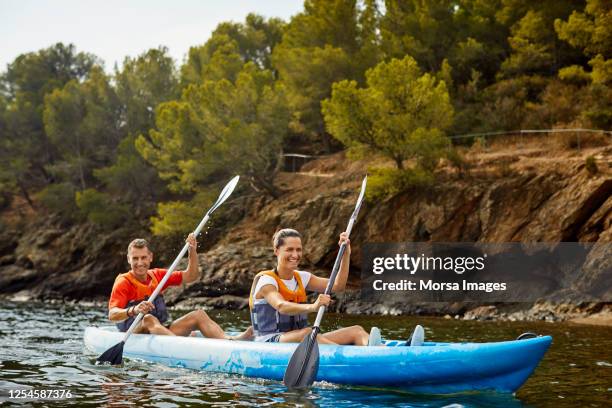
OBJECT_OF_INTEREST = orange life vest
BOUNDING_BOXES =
[249,269,309,337]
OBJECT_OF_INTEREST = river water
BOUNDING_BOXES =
[0,300,610,407]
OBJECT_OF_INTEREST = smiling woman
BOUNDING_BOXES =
[248,228,375,346]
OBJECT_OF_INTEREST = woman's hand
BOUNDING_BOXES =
[338,232,350,254]
[310,294,332,312]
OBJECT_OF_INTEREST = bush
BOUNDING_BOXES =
[366,167,434,201]
[150,190,216,236]
[585,156,598,175]
[37,183,78,219]
[446,148,470,173]
[556,131,609,150]
[75,189,129,228]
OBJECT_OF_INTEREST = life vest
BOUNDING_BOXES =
[249,270,309,337]
[115,270,169,332]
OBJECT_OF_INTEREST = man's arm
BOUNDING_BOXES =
[108,306,129,322]
[109,302,155,321]
[183,232,200,284]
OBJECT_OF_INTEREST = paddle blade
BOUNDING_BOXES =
[96,341,124,365]
[283,334,320,389]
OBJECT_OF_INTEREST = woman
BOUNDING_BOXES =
[249,228,381,345]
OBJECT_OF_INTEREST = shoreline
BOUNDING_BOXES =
[2,293,610,327]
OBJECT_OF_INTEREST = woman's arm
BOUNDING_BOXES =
[260,285,330,315]
[306,232,351,293]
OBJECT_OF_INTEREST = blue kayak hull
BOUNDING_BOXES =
[84,326,551,394]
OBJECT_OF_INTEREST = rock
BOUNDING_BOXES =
[464,305,499,320]
[0,146,610,324]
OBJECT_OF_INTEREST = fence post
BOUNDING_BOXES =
[577,131,581,152]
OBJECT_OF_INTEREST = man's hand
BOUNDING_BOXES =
[186,233,197,254]
[183,232,200,284]
[134,300,155,315]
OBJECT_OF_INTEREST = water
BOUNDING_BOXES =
[0,301,610,407]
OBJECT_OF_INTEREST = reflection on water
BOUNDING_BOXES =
[0,300,610,407]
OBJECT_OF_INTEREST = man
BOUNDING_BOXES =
[108,233,252,340]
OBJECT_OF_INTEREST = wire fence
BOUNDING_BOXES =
[281,128,611,172]
[449,128,611,151]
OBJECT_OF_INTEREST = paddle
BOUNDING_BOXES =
[283,176,367,389]
[96,175,240,365]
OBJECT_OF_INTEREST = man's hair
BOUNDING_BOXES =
[272,228,302,249]
[127,238,152,255]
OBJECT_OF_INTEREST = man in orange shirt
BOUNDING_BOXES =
[108,233,252,340]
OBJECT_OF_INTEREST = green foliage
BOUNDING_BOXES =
[137,62,290,197]
[271,0,382,150]
[181,14,284,86]
[94,135,166,205]
[273,44,353,143]
[322,56,453,170]
[446,148,470,172]
[585,156,598,175]
[554,1,611,128]
[558,65,591,84]
[0,3,609,231]
[0,43,98,203]
[555,0,611,57]
[43,66,121,188]
[75,189,128,228]
[37,182,78,219]
[501,10,555,76]
[366,167,434,201]
[115,47,179,136]
[150,190,216,236]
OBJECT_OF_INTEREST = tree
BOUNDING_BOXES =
[272,0,381,152]
[43,66,121,189]
[180,14,285,86]
[136,62,290,234]
[0,43,98,207]
[498,0,585,77]
[322,56,454,170]
[380,0,459,72]
[555,0,611,127]
[115,47,179,136]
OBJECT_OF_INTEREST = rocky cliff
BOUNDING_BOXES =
[1,142,610,322]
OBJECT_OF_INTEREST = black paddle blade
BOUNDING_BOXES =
[283,334,320,389]
[96,341,124,365]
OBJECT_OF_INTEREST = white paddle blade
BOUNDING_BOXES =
[193,175,240,236]
[346,176,367,236]
[209,175,240,214]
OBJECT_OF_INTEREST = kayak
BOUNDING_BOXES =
[84,326,551,394]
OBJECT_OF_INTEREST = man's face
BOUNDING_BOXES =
[274,237,302,270]
[128,246,153,278]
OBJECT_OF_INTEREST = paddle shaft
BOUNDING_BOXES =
[312,219,356,328]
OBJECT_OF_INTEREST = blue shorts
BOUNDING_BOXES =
[265,333,282,343]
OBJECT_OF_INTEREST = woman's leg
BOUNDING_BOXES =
[279,327,338,344]
[320,325,369,346]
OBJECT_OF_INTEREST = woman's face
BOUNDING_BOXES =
[275,237,302,269]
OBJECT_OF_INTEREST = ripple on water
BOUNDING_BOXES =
[1,301,612,407]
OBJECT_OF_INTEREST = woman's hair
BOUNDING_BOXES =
[272,228,302,249]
